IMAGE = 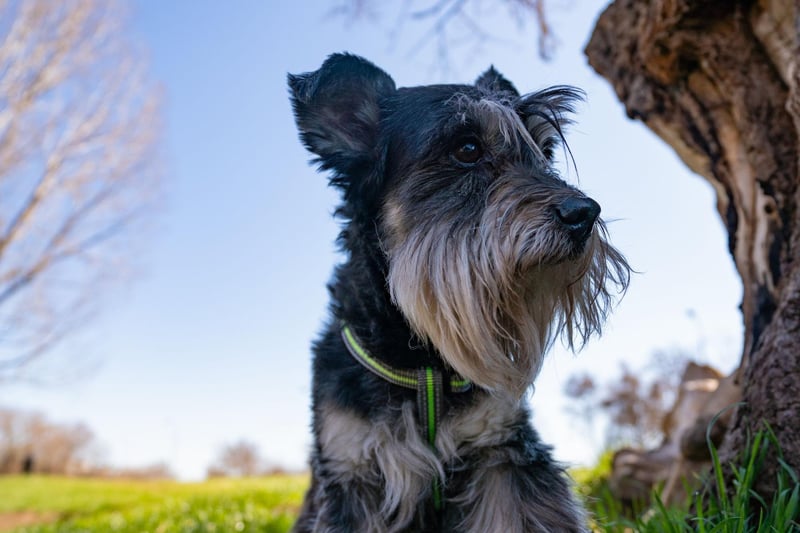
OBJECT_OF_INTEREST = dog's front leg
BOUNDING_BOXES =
[295,476,387,533]
[298,402,440,533]
[444,428,588,533]
[296,405,390,533]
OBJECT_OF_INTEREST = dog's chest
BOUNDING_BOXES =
[318,393,524,476]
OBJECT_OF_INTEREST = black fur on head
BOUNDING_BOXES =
[289,53,629,396]
[474,65,519,96]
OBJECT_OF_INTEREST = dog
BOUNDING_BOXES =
[288,53,629,533]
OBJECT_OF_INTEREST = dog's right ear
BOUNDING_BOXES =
[475,66,519,97]
[288,54,396,176]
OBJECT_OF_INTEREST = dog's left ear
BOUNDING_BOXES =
[475,66,519,96]
[517,86,584,160]
[289,53,396,176]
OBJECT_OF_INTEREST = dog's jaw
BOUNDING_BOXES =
[386,211,626,398]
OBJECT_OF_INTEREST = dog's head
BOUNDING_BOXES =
[290,53,629,397]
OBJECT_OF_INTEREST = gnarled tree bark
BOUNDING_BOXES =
[586,0,799,496]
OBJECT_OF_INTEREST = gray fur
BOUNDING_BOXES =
[300,393,589,532]
[289,54,629,533]
[387,174,627,397]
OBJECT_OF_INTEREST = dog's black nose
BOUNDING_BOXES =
[555,197,601,241]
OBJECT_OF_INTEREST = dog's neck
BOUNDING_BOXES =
[330,220,447,370]
[341,323,471,391]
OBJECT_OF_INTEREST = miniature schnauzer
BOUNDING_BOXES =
[288,53,629,533]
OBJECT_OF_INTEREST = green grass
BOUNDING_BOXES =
[2,429,797,532]
[0,475,307,533]
[587,428,800,532]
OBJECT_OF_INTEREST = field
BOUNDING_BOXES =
[0,475,307,532]
[2,436,797,533]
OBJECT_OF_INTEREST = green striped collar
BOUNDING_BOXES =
[340,324,472,393]
[340,322,471,512]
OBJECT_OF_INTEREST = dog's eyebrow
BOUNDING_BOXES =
[451,95,546,159]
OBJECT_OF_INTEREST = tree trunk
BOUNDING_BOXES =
[585,0,799,496]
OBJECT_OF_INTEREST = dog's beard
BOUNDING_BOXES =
[387,178,629,398]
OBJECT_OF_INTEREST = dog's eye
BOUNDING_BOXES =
[453,139,483,164]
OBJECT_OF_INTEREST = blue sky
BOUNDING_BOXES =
[2,0,743,480]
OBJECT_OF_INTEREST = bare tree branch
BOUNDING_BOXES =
[0,0,163,381]
[333,0,556,75]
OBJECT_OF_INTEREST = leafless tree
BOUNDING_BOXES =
[0,407,100,474]
[0,407,175,478]
[564,350,688,449]
[0,0,162,382]
[334,0,554,75]
[207,440,264,478]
